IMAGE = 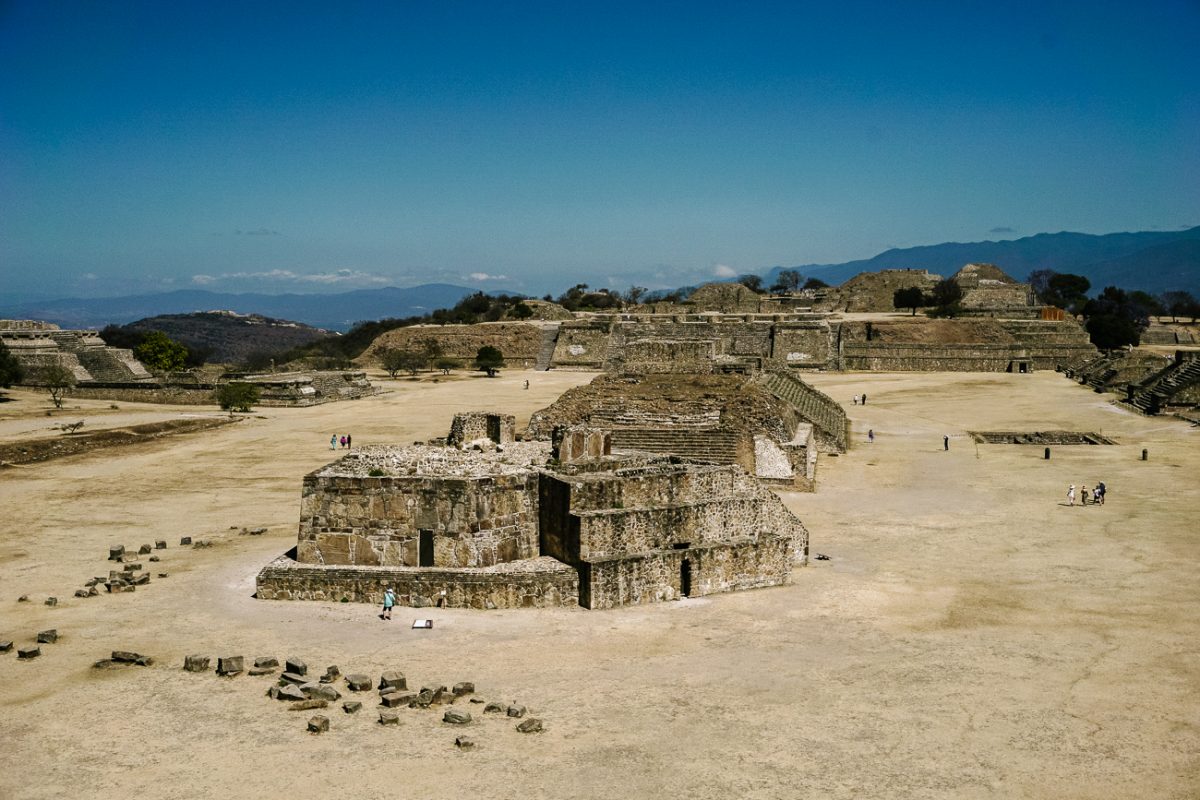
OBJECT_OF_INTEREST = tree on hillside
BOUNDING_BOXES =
[510,301,534,320]
[925,279,964,316]
[474,345,504,377]
[737,274,765,294]
[1030,271,1090,313]
[1161,290,1198,322]
[802,277,829,290]
[623,286,648,306]
[770,270,803,295]
[134,331,189,372]
[893,286,926,316]
[1082,286,1150,349]
[434,357,459,375]
[38,364,76,409]
[0,340,25,389]
[215,382,260,412]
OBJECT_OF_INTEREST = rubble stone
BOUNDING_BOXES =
[18,646,40,659]
[276,684,306,702]
[506,704,527,718]
[455,736,475,750]
[37,630,58,644]
[216,655,244,676]
[300,682,341,702]
[280,671,307,685]
[345,674,371,691]
[378,671,406,692]
[484,702,506,713]
[306,715,329,733]
[285,657,307,676]
[179,536,192,545]
[290,699,328,711]
[0,641,12,653]
[343,701,362,714]
[255,656,280,669]
[453,682,475,696]
[379,711,400,726]
[184,655,210,672]
[155,540,167,550]
[139,544,152,555]
[380,692,411,708]
[109,545,125,561]
[516,718,543,733]
[44,597,57,607]
[443,708,472,725]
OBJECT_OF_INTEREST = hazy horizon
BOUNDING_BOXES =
[2,2,1197,301]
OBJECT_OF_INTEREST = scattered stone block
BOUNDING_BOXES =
[266,686,280,700]
[276,684,306,702]
[380,692,411,708]
[74,589,90,598]
[306,715,329,733]
[483,702,505,713]
[290,699,328,711]
[443,708,472,725]
[148,556,160,562]
[300,682,341,702]
[121,554,138,563]
[155,540,167,550]
[18,646,40,659]
[378,670,406,692]
[216,655,244,676]
[17,595,29,602]
[84,578,99,588]
[506,704,527,718]
[109,545,125,561]
[87,585,99,596]
[343,701,362,714]
[248,527,267,535]
[452,682,475,696]
[37,630,58,644]
[0,641,12,653]
[44,597,57,607]
[157,573,168,579]
[280,671,307,685]
[112,651,152,666]
[285,657,307,676]
[469,697,484,704]
[409,689,434,708]
[184,654,210,672]
[516,718,543,733]
[455,736,475,750]
[138,544,152,555]
[248,667,274,676]
[379,711,400,726]
[345,674,371,692]
[426,685,450,705]
[132,572,150,586]
[254,656,279,669]
[319,665,340,683]
[179,536,192,546]
[192,540,212,549]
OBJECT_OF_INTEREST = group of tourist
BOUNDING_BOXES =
[330,433,353,450]
[1067,482,1106,506]
[852,393,868,405]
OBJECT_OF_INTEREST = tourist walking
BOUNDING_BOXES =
[943,435,949,451]
[347,434,352,449]
[340,435,347,449]
[861,393,867,405]
[868,429,875,443]
[381,587,395,620]
[330,434,337,450]
[1097,482,1106,505]
[1080,485,1089,506]
[853,394,859,405]
[1067,484,1076,506]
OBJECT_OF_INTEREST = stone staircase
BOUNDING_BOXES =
[760,371,848,452]
[608,427,743,464]
[534,324,561,371]
[1121,355,1200,415]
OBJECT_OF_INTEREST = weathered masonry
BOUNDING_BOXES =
[257,415,808,610]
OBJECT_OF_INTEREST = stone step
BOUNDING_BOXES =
[534,324,561,371]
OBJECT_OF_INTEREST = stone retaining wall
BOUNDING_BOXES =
[256,554,579,609]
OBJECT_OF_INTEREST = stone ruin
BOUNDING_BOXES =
[256,413,808,610]
[526,372,847,489]
[0,320,152,384]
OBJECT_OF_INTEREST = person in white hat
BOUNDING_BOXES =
[1067,484,1076,506]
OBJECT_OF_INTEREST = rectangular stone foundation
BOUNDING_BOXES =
[256,554,578,609]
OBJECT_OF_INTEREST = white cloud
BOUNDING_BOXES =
[712,264,738,278]
[467,272,509,282]
[190,269,391,287]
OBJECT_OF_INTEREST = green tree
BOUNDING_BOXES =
[623,286,648,305]
[737,274,765,293]
[134,331,189,372]
[434,357,460,375]
[474,345,505,377]
[38,364,76,408]
[1082,286,1149,349]
[378,347,424,377]
[509,301,535,320]
[893,286,926,316]
[0,340,25,388]
[419,337,444,371]
[215,382,260,412]
[1161,290,1197,322]
[770,270,803,295]
[1037,273,1091,313]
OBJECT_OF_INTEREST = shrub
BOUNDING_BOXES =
[215,382,260,412]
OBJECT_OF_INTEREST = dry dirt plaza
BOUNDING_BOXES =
[0,368,1196,799]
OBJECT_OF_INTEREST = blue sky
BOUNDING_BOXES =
[2,1,1197,300]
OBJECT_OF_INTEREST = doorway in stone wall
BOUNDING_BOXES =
[419,530,434,567]
[680,559,692,598]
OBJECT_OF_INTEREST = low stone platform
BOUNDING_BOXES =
[256,554,579,609]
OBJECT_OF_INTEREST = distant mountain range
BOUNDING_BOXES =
[120,312,335,364]
[766,226,1200,294]
[0,283,478,332]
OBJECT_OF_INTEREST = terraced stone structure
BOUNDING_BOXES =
[256,416,808,609]
[0,320,152,384]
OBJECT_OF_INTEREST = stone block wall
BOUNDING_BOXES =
[580,536,792,609]
[256,555,579,609]
[447,412,516,446]
[550,321,612,369]
[296,471,539,568]
[770,323,834,369]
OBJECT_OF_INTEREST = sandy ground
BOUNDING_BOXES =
[0,368,1197,799]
